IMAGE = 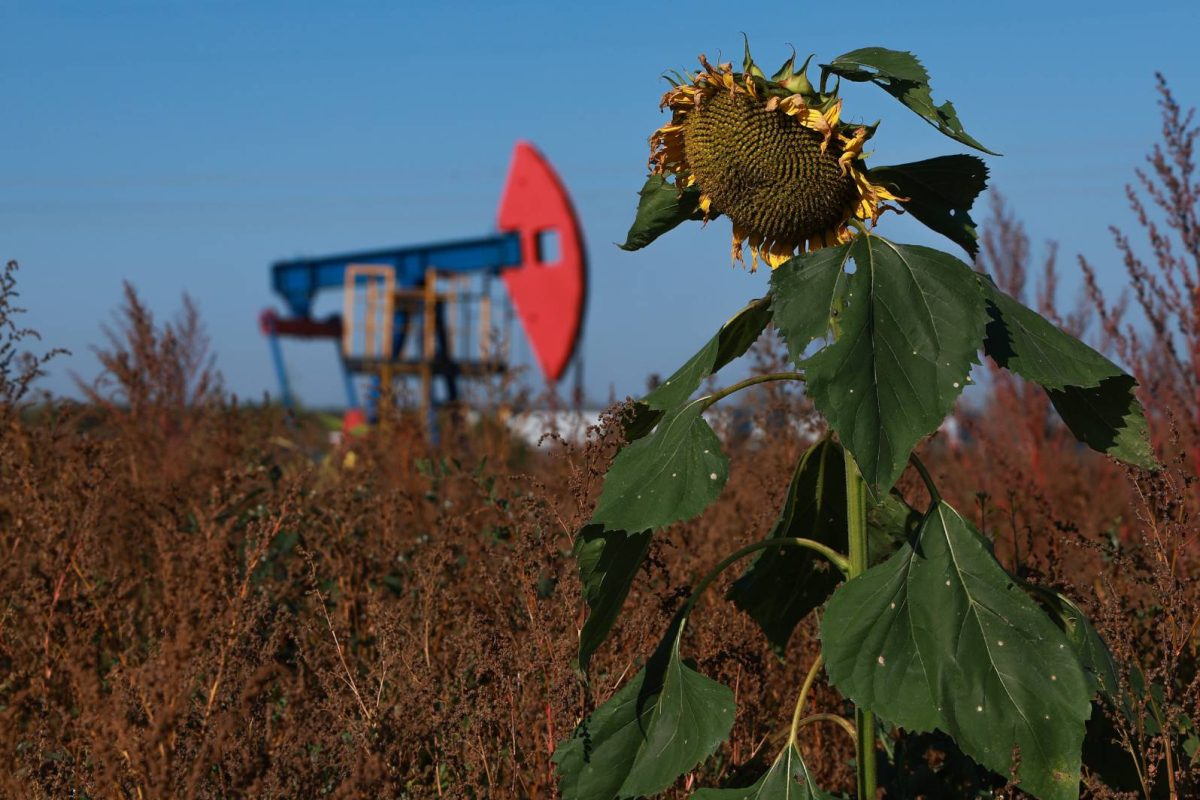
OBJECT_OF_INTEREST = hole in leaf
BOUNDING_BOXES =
[799,335,830,360]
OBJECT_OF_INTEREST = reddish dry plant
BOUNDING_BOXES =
[0,268,842,798]
[1080,74,1200,465]
[2,79,1200,800]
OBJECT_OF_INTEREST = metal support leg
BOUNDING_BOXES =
[435,301,459,402]
[267,330,293,409]
[339,349,360,411]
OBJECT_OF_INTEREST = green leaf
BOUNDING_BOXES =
[980,278,1156,469]
[1048,377,1155,470]
[1032,588,1120,699]
[771,233,986,496]
[622,401,666,445]
[729,438,912,658]
[592,401,728,533]
[691,743,834,799]
[644,296,773,411]
[827,47,930,83]
[554,613,736,799]
[868,489,922,565]
[980,277,1120,390]
[572,398,704,674]
[766,244,854,365]
[822,47,998,155]
[575,525,654,674]
[608,399,666,467]
[820,527,943,738]
[822,501,1093,800]
[727,438,847,657]
[867,155,989,257]
[619,174,710,252]
[885,82,999,156]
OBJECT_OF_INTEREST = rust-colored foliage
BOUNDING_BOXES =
[2,78,1199,799]
[0,268,842,797]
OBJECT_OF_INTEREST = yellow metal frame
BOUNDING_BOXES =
[340,265,505,417]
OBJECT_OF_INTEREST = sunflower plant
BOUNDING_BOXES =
[554,42,1156,799]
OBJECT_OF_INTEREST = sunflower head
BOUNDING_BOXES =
[649,45,903,270]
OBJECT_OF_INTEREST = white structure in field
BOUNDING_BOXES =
[500,407,963,449]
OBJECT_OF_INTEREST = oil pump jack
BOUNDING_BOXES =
[259,142,587,423]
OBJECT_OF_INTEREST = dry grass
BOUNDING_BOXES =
[2,78,1199,800]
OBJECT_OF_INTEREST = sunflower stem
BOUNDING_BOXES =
[844,453,878,798]
[908,452,942,504]
[787,653,825,748]
[698,371,804,412]
[794,713,857,744]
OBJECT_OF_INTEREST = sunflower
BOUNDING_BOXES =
[649,50,904,271]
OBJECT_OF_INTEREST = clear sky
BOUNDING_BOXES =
[4,0,1199,407]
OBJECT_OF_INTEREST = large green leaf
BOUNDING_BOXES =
[766,244,854,365]
[592,401,729,533]
[867,155,989,257]
[579,303,776,668]
[1026,589,1132,793]
[554,612,736,799]
[823,47,998,155]
[1048,378,1155,470]
[728,438,915,659]
[619,174,711,252]
[822,501,1093,800]
[644,296,774,410]
[771,233,986,496]
[980,277,1119,390]
[575,525,654,674]
[691,743,834,799]
[727,438,847,657]
[980,278,1155,469]
[819,524,944,739]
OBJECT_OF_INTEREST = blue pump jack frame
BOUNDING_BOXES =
[268,232,523,410]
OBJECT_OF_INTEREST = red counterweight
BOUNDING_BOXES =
[497,141,588,383]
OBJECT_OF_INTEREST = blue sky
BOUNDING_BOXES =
[4,0,1199,407]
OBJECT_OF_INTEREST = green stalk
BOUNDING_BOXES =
[698,371,805,412]
[787,654,826,748]
[845,454,877,798]
[786,656,857,747]
[908,452,942,504]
